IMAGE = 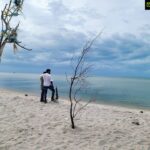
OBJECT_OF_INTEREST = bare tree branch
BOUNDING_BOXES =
[68,32,102,129]
[73,99,93,118]
[15,42,32,51]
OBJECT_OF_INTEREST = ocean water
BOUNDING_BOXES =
[0,72,150,109]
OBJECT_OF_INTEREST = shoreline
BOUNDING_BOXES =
[0,88,150,149]
[0,72,150,111]
[1,87,150,112]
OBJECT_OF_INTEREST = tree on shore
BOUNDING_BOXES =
[0,0,31,60]
[68,33,101,129]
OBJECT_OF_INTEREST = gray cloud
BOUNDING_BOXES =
[0,0,150,77]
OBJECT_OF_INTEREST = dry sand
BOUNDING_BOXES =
[0,89,150,150]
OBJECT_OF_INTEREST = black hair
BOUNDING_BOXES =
[46,69,51,73]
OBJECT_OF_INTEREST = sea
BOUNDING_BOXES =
[0,72,150,109]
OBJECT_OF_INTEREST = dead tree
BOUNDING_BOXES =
[68,33,101,129]
[0,0,31,59]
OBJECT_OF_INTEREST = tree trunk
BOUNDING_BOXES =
[69,80,75,129]
[70,103,75,129]
[0,42,6,59]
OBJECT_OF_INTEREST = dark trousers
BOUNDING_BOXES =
[43,85,55,102]
[40,88,46,102]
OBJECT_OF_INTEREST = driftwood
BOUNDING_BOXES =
[55,87,59,100]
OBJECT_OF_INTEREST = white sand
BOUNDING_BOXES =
[0,89,150,150]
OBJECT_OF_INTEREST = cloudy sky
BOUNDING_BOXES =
[0,0,150,77]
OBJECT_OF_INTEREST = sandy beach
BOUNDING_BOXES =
[0,89,150,150]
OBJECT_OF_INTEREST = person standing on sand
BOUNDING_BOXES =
[42,69,55,103]
[40,71,46,102]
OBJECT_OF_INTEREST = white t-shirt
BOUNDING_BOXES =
[41,73,53,86]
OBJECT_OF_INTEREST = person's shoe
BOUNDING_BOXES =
[44,100,47,103]
[51,99,57,102]
[51,99,58,103]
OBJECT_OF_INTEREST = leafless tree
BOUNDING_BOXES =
[0,0,31,60]
[68,33,101,129]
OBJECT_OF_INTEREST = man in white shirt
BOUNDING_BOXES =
[41,69,55,103]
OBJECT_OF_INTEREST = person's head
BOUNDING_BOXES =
[46,69,51,74]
